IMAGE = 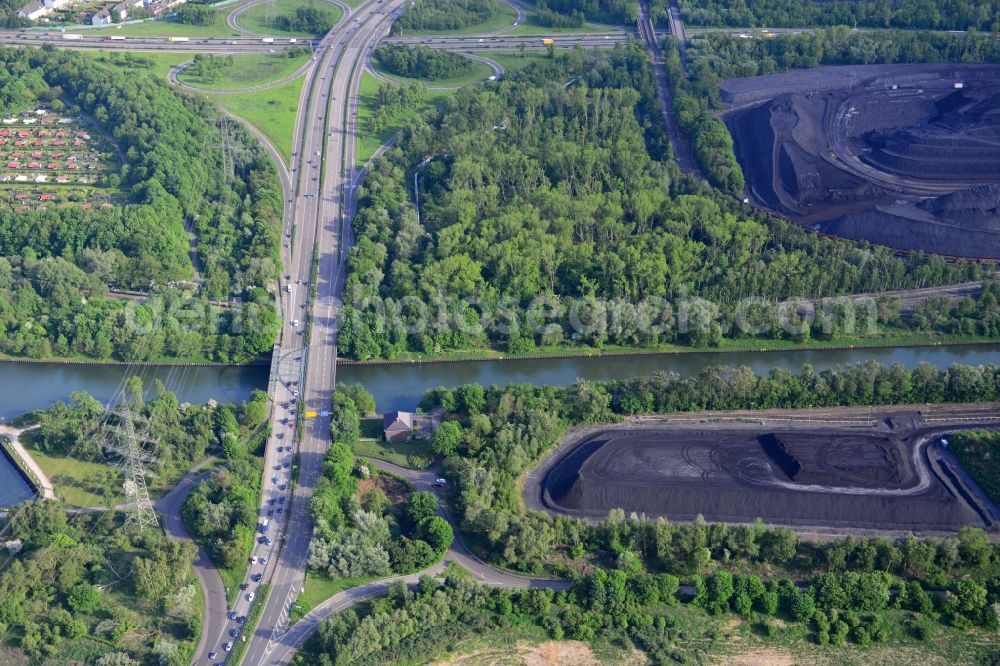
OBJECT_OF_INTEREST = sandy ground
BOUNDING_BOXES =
[431,640,644,666]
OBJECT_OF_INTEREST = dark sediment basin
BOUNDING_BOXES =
[540,426,984,531]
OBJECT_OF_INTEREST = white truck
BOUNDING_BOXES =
[62,33,83,40]
[168,36,189,43]
[261,37,274,43]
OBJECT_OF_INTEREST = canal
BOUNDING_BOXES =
[2,344,999,419]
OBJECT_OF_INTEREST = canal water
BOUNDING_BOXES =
[0,448,35,508]
[1,344,998,419]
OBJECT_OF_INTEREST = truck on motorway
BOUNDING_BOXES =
[259,519,269,534]
[542,38,554,45]
[168,36,189,43]
[288,38,297,43]
[62,33,83,40]
[105,35,126,41]
[262,37,274,43]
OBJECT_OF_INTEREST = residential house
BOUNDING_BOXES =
[92,8,111,24]
[382,411,414,443]
[17,0,47,20]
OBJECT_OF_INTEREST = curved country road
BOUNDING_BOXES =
[154,462,228,664]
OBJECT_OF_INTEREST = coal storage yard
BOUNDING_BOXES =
[534,420,996,533]
[721,63,1000,259]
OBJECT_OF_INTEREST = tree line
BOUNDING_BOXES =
[174,3,216,25]
[541,0,638,24]
[374,44,474,81]
[274,6,335,34]
[535,1,586,28]
[299,546,1000,665]
[686,27,1000,85]
[0,47,283,362]
[391,0,508,34]
[679,0,1000,33]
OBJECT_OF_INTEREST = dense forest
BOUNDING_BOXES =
[391,0,508,33]
[679,0,1000,32]
[374,45,474,81]
[1,502,201,664]
[0,48,282,362]
[685,28,1000,85]
[300,555,1000,665]
[337,45,988,359]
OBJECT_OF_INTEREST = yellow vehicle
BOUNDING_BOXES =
[543,38,554,46]
[305,410,317,418]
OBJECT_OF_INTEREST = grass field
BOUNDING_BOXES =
[355,70,448,166]
[88,10,240,38]
[213,76,304,163]
[23,443,121,508]
[505,16,626,35]
[399,3,518,35]
[353,437,432,469]
[237,0,343,36]
[177,52,310,90]
[83,50,193,79]
[480,50,555,73]
[371,53,496,88]
[292,572,376,619]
